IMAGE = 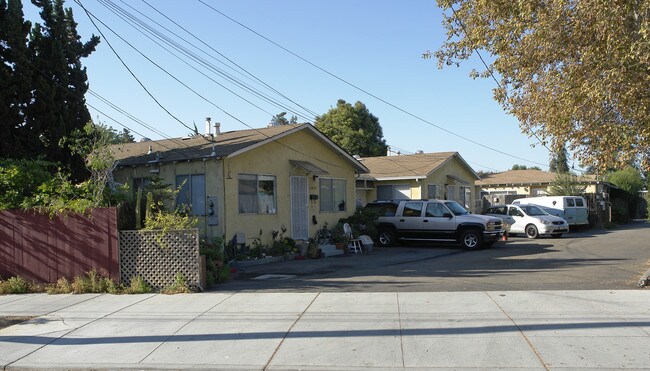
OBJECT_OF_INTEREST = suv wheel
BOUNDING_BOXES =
[460,229,482,250]
[525,224,539,239]
[378,228,395,247]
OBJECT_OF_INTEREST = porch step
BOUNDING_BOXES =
[319,243,344,257]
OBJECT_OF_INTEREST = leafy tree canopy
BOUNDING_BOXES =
[1,0,100,181]
[429,0,650,174]
[607,166,645,196]
[268,112,297,127]
[548,172,587,196]
[511,164,541,171]
[314,99,388,157]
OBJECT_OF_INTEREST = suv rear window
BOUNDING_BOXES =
[402,202,423,217]
[365,202,398,217]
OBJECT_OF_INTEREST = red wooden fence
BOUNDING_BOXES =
[0,208,119,283]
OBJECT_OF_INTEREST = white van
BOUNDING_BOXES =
[512,196,589,226]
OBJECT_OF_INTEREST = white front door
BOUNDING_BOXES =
[290,176,309,240]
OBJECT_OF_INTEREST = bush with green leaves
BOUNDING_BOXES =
[161,273,191,294]
[200,237,231,287]
[339,207,379,240]
[0,276,34,294]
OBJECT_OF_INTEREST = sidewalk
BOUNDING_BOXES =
[1,290,649,370]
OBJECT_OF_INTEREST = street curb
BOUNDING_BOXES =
[638,268,650,288]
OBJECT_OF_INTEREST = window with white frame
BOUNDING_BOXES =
[238,174,277,214]
[320,178,346,212]
[377,184,411,201]
[176,174,206,216]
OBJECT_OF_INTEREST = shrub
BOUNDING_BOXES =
[126,276,152,294]
[340,207,379,240]
[0,276,31,294]
[46,277,73,294]
[200,237,231,287]
[161,273,191,295]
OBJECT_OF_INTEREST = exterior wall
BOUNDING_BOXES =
[113,157,225,240]
[424,159,477,209]
[223,129,359,246]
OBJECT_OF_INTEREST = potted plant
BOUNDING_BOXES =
[330,223,347,250]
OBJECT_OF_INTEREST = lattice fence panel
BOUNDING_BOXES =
[119,229,199,290]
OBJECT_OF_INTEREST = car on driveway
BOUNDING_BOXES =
[484,204,569,239]
[365,199,503,249]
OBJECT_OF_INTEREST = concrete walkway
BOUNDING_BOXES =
[1,290,649,370]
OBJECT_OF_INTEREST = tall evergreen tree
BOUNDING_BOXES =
[314,99,388,157]
[549,146,570,173]
[26,0,99,181]
[0,0,33,158]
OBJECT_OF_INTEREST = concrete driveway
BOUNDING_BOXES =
[218,222,650,292]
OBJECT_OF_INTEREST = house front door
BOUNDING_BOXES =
[290,176,309,240]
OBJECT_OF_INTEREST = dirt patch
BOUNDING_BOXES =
[0,316,34,330]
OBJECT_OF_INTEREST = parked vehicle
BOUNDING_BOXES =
[365,199,503,250]
[484,204,569,239]
[512,196,589,226]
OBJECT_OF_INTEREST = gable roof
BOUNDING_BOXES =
[111,124,368,173]
[359,152,479,181]
[477,169,599,186]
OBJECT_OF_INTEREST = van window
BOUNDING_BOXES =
[566,198,575,207]
[575,198,584,207]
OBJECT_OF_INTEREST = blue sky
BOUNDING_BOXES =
[23,0,556,172]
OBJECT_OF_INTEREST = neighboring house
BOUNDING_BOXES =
[111,123,368,245]
[476,169,607,203]
[356,152,481,211]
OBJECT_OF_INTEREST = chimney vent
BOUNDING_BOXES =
[205,117,212,135]
[214,122,221,136]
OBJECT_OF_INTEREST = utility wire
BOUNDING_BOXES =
[139,0,320,120]
[102,0,317,122]
[196,0,550,169]
[76,1,345,169]
[76,0,196,134]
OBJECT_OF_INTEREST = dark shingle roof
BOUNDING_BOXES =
[358,152,478,180]
[111,125,301,166]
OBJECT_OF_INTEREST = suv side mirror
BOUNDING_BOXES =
[443,212,453,218]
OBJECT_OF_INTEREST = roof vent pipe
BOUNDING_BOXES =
[214,122,221,136]
[205,117,212,136]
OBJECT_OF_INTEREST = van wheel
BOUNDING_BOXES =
[378,228,395,247]
[460,229,482,250]
[525,224,539,239]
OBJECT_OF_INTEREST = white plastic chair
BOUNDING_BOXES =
[343,223,362,254]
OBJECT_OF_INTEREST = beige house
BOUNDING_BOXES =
[111,124,368,245]
[356,152,481,211]
[477,169,605,204]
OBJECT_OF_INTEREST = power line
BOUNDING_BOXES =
[75,0,196,134]
[139,0,320,120]
[76,1,346,170]
[196,0,550,169]
[99,0,318,123]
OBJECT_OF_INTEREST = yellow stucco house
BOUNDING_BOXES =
[356,152,481,211]
[476,169,613,207]
[111,124,368,245]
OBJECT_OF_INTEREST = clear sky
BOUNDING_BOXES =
[23,0,558,173]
